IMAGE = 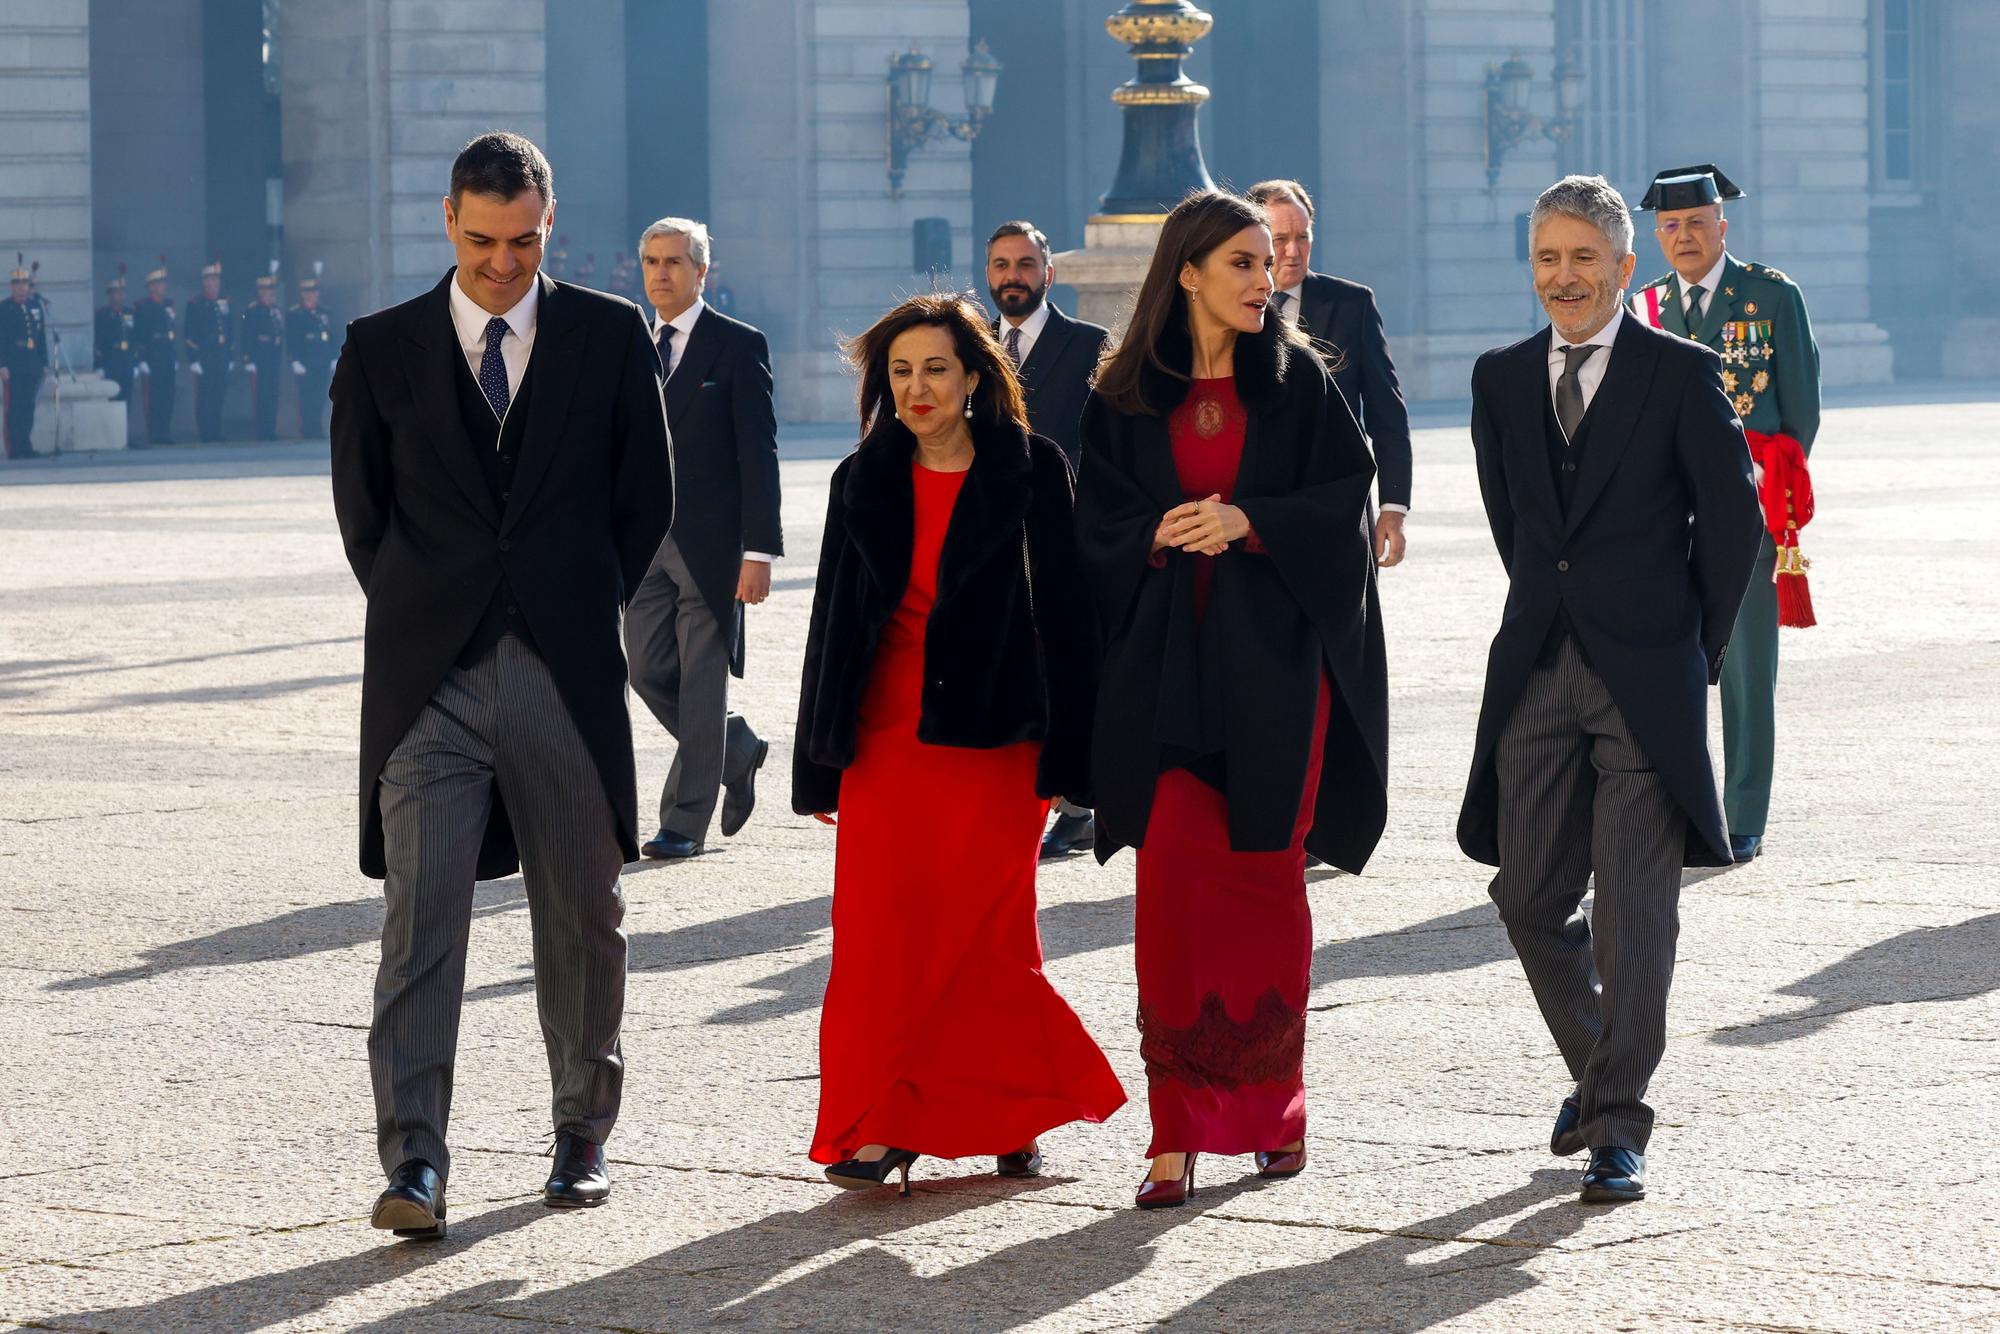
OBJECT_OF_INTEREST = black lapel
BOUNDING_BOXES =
[399,273,499,527]
[1131,411,1185,512]
[664,306,725,427]
[1564,315,1662,536]
[1299,274,1336,341]
[934,423,1034,607]
[1016,305,1075,391]
[841,430,916,604]
[501,274,585,531]
[1505,328,1563,532]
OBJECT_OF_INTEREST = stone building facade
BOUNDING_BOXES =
[0,0,1989,430]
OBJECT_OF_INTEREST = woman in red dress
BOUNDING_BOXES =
[793,294,1124,1193]
[1076,191,1390,1208]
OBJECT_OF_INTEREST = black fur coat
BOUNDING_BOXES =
[792,417,1098,814]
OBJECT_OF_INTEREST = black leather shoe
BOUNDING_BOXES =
[1730,834,1763,862]
[371,1159,446,1239]
[719,739,769,838]
[1039,809,1096,860]
[996,1146,1043,1178]
[640,831,704,860]
[1550,1094,1584,1156]
[1580,1146,1646,1202]
[544,1133,610,1208]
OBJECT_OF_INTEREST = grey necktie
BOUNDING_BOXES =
[1684,283,1705,332]
[1004,324,1022,367]
[1271,290,1291,318]
[1555,343,1598,441]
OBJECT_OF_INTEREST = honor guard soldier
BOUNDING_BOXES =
[239,268,286,439]
[2,257,50,460]
[185,260,233,441]
[95,267,139,412]
[1632,164,1821,864]
[288,267,336,437]
[134,259,179,445]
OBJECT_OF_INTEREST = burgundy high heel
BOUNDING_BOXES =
[1134,1152,1197,1209]
[1255,1142,1308,1178]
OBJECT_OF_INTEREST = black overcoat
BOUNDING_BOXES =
[661,305,784,676]
[330,271,674,879]
[1457,316,1761,868]
[1075,322,1389,872]
[1002,303,1111,465]
[792,418,1098,814]
[1297,271,1413,509]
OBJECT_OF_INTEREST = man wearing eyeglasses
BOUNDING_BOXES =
[1631,164,1821,866]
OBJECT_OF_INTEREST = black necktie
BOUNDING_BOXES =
[656,323,677,378]
[1555,344,1598,441]
[1684,283,1705,332]
[1271,290,1291,318]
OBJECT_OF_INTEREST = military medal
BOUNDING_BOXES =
[1744,301,1758,315]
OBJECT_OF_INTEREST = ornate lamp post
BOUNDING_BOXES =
[886,40,1003,198]
[1096,0,1217,219]
[1483,51,1585,189]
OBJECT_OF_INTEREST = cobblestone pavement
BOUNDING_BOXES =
[2,400,1995,1332]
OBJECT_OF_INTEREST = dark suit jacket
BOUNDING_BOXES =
[1296,272,1412,509]
[792,419,1097,814]
[659,305,783,675]
[1457,315,1760,869]
[997,303,1110,465]
[1076,320,1388,873]
[331,270,674,879]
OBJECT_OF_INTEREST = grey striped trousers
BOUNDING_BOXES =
[1488,633,1684,1153]
[368,634,628,1181]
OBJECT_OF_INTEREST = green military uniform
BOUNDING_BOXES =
[1633,167,1821,848]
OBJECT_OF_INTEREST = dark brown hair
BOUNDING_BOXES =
[1093,189,1305,417]
[987,220,1051,264]
[843,292,1029,436]
[1246,179,1315,221]
[450,131,554,208]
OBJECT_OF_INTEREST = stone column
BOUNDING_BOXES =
[712,0,974,424]
[0,1,93,368]
[1750,0,1890,384]
[282,0,547,322]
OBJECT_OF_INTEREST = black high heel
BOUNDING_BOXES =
[996,1145,1043,1178]
[825,1148,920,1197]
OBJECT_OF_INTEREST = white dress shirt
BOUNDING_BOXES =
[648,296,774,567]
[648,297,706,379]
[1546,306,1624,424]
[998,299,1052,365]
[447,271,538,404]
[1682,252,1729,326]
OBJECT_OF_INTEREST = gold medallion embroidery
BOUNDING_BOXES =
[1751,370,1770,393]
[1733,392,1756,417]
[1722,371,1738,393]
[1193,396,1225,439]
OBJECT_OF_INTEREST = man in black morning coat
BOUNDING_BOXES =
[330,133,672,1239]
[986,219,1111,858]
[1460,175,1759,1206]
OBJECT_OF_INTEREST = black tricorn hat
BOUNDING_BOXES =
[1638,164,1745,212]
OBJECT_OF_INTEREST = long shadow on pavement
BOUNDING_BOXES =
[28,1198,557,1332]
[1710,911,2000,1046]
[45,879,527,992]
[338,1175,1241,1333]
[1163,1168,1588,1329]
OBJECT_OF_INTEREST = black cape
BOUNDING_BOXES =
[1075,321,1388,872]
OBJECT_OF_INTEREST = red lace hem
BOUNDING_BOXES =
[1137,987,1305,1091]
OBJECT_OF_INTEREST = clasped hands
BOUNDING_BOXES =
[1153,494,1249,558]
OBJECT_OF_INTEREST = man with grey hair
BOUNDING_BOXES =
[1458,173,1760,1204]
[626,216,783,859]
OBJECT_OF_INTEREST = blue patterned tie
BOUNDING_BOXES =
[477,315,510,422]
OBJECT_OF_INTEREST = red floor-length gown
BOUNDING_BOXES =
[1135,376,1332,1158]
[811,459,1126,1165]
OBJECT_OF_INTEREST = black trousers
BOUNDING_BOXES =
[4,367,38,458]
[194,366,226,441]
[250,361,281,439]
[297,365,331,437]
[143,361,176,443]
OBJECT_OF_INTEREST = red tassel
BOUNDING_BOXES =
[1775,543,1816,629]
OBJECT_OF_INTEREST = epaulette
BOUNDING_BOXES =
[1639,273,1672,290]
[1745,262,1791,283]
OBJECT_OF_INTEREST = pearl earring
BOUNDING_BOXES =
[964,394,974,419]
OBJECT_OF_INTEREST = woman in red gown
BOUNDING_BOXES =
[793,294,1124,1193]
[1076,191,1390,1208]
